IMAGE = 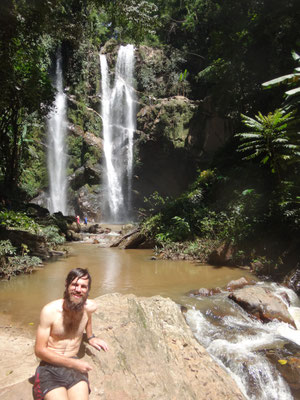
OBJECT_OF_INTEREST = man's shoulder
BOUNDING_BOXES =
[42,299,64,315]
[39,299,63,326]
[85,299,97,313]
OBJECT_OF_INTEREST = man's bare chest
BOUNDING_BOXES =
[51,311,88,339]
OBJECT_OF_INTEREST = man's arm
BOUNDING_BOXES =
[35,304,92,373]
[85,300,108,352]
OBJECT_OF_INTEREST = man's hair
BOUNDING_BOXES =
[65,268,92,291]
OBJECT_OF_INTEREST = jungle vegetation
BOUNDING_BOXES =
[0,0,299,277]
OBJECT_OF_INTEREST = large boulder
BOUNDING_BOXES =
[0,294,245,400]
[228,286,295,326]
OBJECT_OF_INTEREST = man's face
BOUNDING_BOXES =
[64,276,90,311]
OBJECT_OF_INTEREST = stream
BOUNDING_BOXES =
[0,242,299,399]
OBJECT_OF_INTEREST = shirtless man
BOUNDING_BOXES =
[33,268,108,400]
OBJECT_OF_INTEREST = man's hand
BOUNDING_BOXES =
[89,337,109,352]
[73,359,93,373]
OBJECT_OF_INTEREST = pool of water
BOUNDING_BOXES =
[0,242,256,331]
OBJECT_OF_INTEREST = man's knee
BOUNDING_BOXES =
[68,380,89,400]
[44,386,69,399]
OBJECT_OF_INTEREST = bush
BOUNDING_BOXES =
[0,210,41,234]
[40,225,65,245]
[0,240,16,256]
[0,239,42,278]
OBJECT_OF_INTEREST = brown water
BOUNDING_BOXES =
[0,243,256,332]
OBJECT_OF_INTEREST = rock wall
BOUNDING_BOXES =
[0,294,245,400]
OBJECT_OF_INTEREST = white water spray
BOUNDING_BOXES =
[100,45,136,223]
[47,51,68,215]
[185,283,300,400]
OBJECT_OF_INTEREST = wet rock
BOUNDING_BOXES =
[188,287,221,297]
[284,267,300,296]
[74,185,102,222]
[65,230,82,241]
[250,260,264,272]
[88,224,100,234]
[265,349,300,396]
[208,242,235,265]
[69,221,80,233]
[228,286,295,326]
[226,277,256,291]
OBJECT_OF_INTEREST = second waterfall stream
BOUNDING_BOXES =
[100,44,136,223]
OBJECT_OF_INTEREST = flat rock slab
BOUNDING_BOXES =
[0,294,245,400]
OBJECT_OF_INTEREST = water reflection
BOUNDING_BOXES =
[0,243,256,331]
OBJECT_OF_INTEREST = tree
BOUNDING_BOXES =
[0,2,56,189]
[154,0,300,118]
[104,0,159,42]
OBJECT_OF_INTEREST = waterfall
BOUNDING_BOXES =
[99,44,136,223]
[47,51,68,215]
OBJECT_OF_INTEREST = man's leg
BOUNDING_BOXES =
[68,381,89,400]
[44,387,69,399]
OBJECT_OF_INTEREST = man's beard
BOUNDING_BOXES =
[63,290,88,311]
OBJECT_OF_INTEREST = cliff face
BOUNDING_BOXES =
[0,293,245,400]
[33,41,233,220]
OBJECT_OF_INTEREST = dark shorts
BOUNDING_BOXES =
[32,361,90,400]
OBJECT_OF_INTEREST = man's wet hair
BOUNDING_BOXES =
[65,268,92,291]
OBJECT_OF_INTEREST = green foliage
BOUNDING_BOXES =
[0,1,56,188]
[140,191,169,217]
[189,169,217,191]
[0,210,65,246]
[67,135,84,171]
[0,210,40,234]
[169,216,191,241]
[141,213,164,237]
[154,0,300,117]
[40,225,66,245]
[9,255,42,268]
[137,46,190,98]
[0,240,16,257]
[154,238,219,262]
[86,7,110,47]
[198,189,262,245]
[262,52,300,111]
[0,254,42,278]
[105,0,159,43]
[143,214,191,244]
[178,69,188,96]
[0,239,42,278]
[235,109,299,180]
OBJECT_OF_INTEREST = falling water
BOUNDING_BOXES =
[47,51,68,215]
[185,283,300,400]
[100,44,136,223]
